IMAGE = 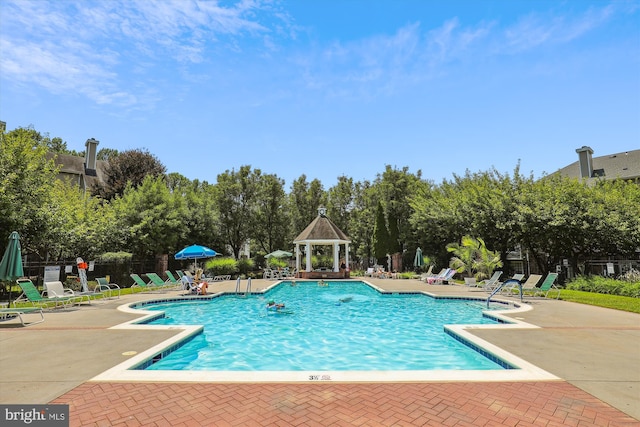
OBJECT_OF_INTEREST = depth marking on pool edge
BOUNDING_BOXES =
[90,293,559,383]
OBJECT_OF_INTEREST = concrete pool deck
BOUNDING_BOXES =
[1,277,638,425]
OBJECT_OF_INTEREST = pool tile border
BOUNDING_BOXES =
[90,284,560,383]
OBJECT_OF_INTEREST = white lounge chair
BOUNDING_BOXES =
[0,307,44,326]
[44,281,92,305]
[502,274,542,296]
[479,271,503,292]
[426,268,451,284]
[432,268,456,284]
[464,277,477,287]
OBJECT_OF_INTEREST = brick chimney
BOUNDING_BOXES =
[575,146,594,178]
[85,138,99,175]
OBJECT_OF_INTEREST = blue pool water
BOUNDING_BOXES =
[139,281,507,371]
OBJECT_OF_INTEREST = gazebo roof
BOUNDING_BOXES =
[293,208,350,244]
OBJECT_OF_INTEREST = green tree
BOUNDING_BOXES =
[372,201,391,263]
[288,175,326,238]
[44,180,123,259]
[376,166,422,255]
[254,173,289,254]
[92,148,166,200]
[113,176,186,259]
[213,165,261,259]
[326,175,354,235]
[97,148,119,161]
[47,136,82,156]
[515,175,640,274]
[348,180,377,267]
[0,127,59,255]
[167,173,223,252]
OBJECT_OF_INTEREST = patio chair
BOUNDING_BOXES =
[503,274,542,296]
[529,272,560,299]
[419,266,435,281]
[0,307,44,326]
[95,277,121,299]
[478,271,503,292]
[146,273,176,289]
[165,271,183,288]
[464,277,478,287]
[181,275,196,293]
[130,273,164,292]
[13,278,75,309]
[44,281,94,305]
[432,268,456,284]
[426,268,450,284]
[262,268,274,279]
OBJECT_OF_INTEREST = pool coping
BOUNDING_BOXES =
[90,282,560,383]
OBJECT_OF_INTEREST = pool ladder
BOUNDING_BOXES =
[486,279,523,308]
[235,277,252,297]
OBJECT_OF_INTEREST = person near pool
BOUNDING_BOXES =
[194,268,208,294]
[266,300,285,310]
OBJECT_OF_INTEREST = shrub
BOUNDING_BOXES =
[204,257,237,276]
[97,252,132,263]
[267,257,287,269]
[566,275,640,298]
[236,258,255,276]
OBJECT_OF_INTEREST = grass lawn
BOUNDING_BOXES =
[559,289,640,314]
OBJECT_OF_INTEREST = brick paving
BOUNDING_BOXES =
[5,280,637,425]
[53,381,639,426]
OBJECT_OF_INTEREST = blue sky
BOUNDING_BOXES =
[2,0,639,189]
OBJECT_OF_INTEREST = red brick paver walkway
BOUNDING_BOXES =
[53,381,639,426]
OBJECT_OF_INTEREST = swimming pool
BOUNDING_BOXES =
[137,281,511,371]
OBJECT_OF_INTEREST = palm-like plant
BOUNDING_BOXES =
[447,236,502,280]
[473,238,503,280]
[447,235,480,277]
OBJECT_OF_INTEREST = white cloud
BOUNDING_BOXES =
[503,5,614,53]
[0,0,281,106]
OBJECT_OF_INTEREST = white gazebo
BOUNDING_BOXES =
[293,207,351,279]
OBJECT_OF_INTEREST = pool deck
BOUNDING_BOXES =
[1,277,638,426]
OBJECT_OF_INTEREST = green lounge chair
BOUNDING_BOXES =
[146,272,174,289]
[0,307,44,326]
[531,272,560,299]
[14,278,75,309]
[95,277,121,299]
[164,271,182,288]
[130,273,161,292]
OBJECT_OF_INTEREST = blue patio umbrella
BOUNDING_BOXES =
[174,244,218,269]
[0,231,24,304]
[413,247,424,269]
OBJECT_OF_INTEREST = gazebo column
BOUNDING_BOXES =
[295,244,301,272]
[305,242,312,272]
[345,243,350,270]
[333,242,339,272]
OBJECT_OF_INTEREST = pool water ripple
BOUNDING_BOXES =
[141,281,505,371]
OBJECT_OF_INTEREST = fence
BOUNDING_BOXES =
[0,256,193,303]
